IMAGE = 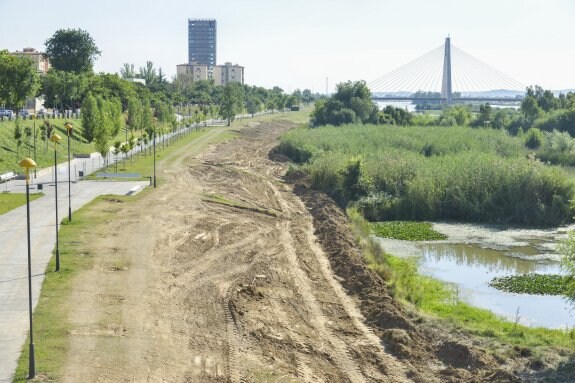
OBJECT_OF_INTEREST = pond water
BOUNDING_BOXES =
[374,222,575,329]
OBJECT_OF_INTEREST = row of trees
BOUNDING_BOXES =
[1,28,318,127]
[311,80,575,139]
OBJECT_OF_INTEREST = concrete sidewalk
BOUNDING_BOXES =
[0,178,148,382]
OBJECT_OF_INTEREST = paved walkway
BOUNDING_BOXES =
[0,148,154,382]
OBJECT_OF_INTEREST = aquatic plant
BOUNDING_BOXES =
[489,274,568,295]
[370,221,447,241]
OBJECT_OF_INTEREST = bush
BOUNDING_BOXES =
[525,128,544,149]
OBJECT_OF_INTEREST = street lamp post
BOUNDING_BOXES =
[33,121,37,179]
[65,123,73,222]
[18,157,37,380]
[50,134,62,271]
[153,118,157,188]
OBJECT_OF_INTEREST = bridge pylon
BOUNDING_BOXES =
[441,36,453,105]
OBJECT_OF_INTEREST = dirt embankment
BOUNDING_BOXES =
[61,120,524,382]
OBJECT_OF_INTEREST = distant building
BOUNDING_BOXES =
[10,47,50,73]
[177,62,212,82]
[188,19,217,66]
[176,62,244,86]
[124,78,146,85]
[213,62,244,86]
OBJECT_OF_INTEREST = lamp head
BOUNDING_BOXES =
[65,122,73,135]
[19,158,37,170]
[50,133,62,144]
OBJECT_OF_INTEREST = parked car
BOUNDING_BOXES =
[0,109,14,118]
[36,109,46,116]
[19,110,29,118]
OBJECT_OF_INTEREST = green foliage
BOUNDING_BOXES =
[489,274,568,295]
[559,232,575,300]
[13,119,22,159]
[220,83,244,126]
[127,97,142,131]
[537,130,575,165]
[280,124,574,226]
[141,97,154,137]
[439,105,472,126]
[109,98,124,137]
[533,108,575,136]
[0,193,43,215]
[0,50,41,109]
[311,80,378,126]
[370,221,447,241]
[44,28,101,73]
[81,92,99,142]
[525,128,544,149]
[379,105,412,125]
[93,96,112,160]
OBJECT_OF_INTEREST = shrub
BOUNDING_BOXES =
[525,128,544,149]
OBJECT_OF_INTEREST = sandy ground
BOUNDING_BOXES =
[58,120,527,382]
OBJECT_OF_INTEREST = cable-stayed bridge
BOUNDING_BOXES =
[369,37,526,105]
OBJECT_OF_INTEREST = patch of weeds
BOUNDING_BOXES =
[489,274,568,296]
[370,221,447,241]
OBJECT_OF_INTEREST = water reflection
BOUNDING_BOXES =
[421,243,558,274]
[374,223,575,328]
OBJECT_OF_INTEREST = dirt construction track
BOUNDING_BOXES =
[61,120,518,382]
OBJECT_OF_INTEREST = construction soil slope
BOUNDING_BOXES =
[61,120,519,382]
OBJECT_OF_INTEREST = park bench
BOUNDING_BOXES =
[0,172,16,183]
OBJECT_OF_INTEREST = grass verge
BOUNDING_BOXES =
[12,192,148,382]
[84,128,212,184]
[0,192,43,215]
[348,208,575,351]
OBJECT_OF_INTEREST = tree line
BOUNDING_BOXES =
[0,28,320,127]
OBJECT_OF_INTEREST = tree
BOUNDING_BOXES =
[473,103,493,127]
[246,96,262,117]
[220,83,244,126]
[14,120,22,161]
[44,29,101,73]
[120,63,136,79]
[41,70,88,111]
[521,95,543,123]
[311,80,378,126]
[302,89,313,105]
[127,97,142,132]
[141,97,154,139]
[81,92,99,142]
[0,51,41,111]
[139,61,158,86]
[109,98,124,137]
[94,96,112,165]
[24,126,32,156]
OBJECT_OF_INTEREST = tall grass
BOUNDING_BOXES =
[280,124,574,226]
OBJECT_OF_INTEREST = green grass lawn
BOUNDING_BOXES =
[0,117,141,176]
[0,192,43,215]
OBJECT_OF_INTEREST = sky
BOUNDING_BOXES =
[0,0,574,93]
